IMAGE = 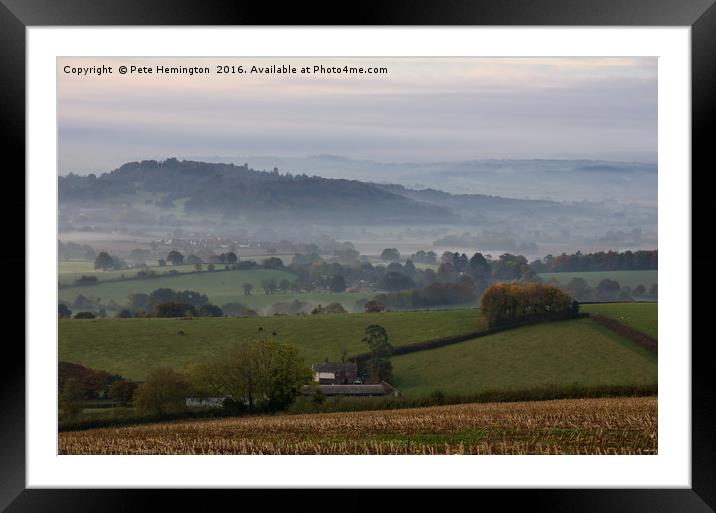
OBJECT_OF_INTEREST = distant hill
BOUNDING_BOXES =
[58,158,455,223]
[186,154,657,205]
[59,158,594,225]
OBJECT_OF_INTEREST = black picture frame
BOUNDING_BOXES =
[3,1,712,511]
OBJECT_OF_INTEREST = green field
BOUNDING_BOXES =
[580,302,658,338]
[59,308,482,380]
[59,261,214,285]
[59,258,295,286]
[538,270,657,289]
[59,268,300,309]
[391,318,657,397]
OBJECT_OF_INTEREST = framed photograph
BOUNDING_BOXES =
[5,0,713,510]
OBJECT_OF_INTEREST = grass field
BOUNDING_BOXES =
[538,270,657,289]
[59,268,298,307]
[59,396,657,455]
[59,261,212,285]
[58,266,375,313]
[580,302,658,338]
[390,318,657,397]
[59,308,481,380]
[59,257,296,286]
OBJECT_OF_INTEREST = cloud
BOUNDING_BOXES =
[58,57,657,174]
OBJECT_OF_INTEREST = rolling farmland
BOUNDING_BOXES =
[390,318,657,397]
[59,396,658,455]
[580,302,657,338]
[58,257,296,286]
[58,308,481,380]
[59,304,656,397]
[538,270,657,289]
[58,266,376,313]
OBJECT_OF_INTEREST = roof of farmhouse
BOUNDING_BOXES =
[311,362,357,373]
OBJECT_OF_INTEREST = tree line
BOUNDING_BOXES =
[530,250,657,273]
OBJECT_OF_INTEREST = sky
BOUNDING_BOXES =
[57,57,658,175]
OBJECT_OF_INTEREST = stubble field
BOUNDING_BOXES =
[59,396,657,455]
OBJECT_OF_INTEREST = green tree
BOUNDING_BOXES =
[362,324,392,355]
[155,301,197,318]
[73,311,96,319]
[361,324,393,384]
[328,275,347,293]
[380,248,401,261]
[58,303,72,319]
[108,379,137,407]
[166,250,184,265]
[133,368,191,416]
[193,337,311,412]
[199,303,223,317]
[59,377,85,419]
[366,357,393,384]
[263,257,284,269]
[363,299,385,313]
[94,251,115,270]
[242,283,253,295]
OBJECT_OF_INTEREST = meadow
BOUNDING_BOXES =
[58,257,295,286]
[580,302,657,338]
[59,396,658,455]
[390,318,657,397]
[59,268,297,308]
[59,303,656,397]
[58,308,481,380]
[538,270,657,289]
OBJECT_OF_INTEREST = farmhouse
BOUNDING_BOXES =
[311,361,358,385]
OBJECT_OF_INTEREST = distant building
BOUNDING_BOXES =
[311,361,358,385]
[185,396,227,409]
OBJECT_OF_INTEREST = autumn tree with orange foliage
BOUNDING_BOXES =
[480,282,579,328]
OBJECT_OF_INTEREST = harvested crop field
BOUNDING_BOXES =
[59,396,657,455]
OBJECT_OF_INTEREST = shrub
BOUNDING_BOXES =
[364,300,385,313]
[59,377,85,419]
[108,380,137,407]
[74,275,98,286]
[73,311,96,319]
[199,303,223,317]
[133,368,192,416]
[155,301,197,318]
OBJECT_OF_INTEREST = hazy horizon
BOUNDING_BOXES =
[58,57,657,176]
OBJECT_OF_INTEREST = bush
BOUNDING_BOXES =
[108,380,137,407]
[221,303,257,317]
[74,275,99,286]
[59,377,85,419]
[364,300,385,313]
[73,311,96,319]
[199,303,223,317]
[155,301,197,318]
[58,303,72,319]
[312,302,347,315]
[133,367,192,416]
